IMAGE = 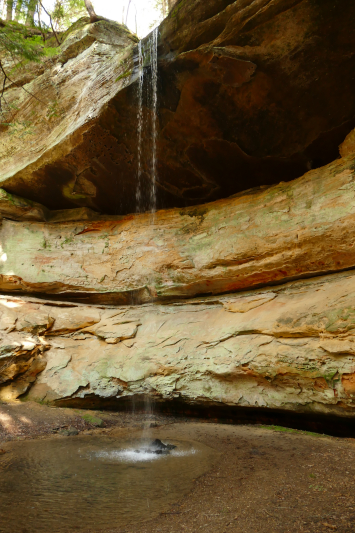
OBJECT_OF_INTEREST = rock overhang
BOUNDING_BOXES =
[0,154,354,304]
[1,0,355,215]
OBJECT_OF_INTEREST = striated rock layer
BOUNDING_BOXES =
[1,269,355,418]
[0,155,355,303]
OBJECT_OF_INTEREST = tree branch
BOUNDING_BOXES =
[0,58,45,107]
[38,0,60,46]
[0,60,8,113]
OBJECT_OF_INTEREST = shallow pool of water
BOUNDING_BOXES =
[0,435,216,533]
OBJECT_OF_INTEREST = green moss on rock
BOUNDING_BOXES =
[82,413,105,427]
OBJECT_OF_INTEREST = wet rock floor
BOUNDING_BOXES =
[1,402,354,533]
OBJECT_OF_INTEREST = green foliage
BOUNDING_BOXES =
[149,0,166,29]
[51,0,87,31]
[115,70,132,83]
[2,120,34,137]
[13,0,37,25]
[0,1,89,124]
[0,19,57,123]
[46,99,63,120]
[0,0,89,68]
[82,413,105,427]
[0,21,45,63]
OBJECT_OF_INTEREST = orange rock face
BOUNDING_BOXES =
[1,1,355,214]
[0,155,355,303]
[342,375,355,397]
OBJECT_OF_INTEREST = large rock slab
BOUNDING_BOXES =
[0,156,355,303]
[1,1,355,214]
[0,18,138,213]
[1,269,355,417]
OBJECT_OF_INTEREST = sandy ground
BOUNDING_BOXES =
[1,402,355,533]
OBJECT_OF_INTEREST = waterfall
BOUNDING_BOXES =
[136,39,144,213]
[150,27,159,213]
[134,28,160,428]
[136,27,159,214]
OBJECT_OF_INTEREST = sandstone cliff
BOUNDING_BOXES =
[0,155,355,303]
[1,269,355,419]
[0,0,355,214]
[1,0,355,423]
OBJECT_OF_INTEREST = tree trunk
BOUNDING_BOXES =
[25,0,37,26]
[84,0,99,23]
[6,0,13,21]
[125,0,132,25]
[162,0,167,17]
[14,0,23,22]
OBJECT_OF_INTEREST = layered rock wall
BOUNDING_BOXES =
[1,0,355,421]
[1,269,355,418]
[0,155,354,303]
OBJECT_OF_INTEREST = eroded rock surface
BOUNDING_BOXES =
[0,18,138,213]
[0,269,355,417]
[1,0,355,214]
[0,155,355,303]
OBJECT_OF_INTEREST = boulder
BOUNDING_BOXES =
[0,155,355,303]
[0,268,355,416]
[0,334,48,401]
[1,1,355,214]
[0,18,138,214]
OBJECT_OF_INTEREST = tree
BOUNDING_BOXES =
[50,0,87,31]
[0,0,102,109]
[26,0,37,25]
[6,0,13,21]
[3,0,100,30]
[83,0,99,23]
[0,22,46,116]
[14,0,24,22]
[154,0,178,20]
[151,0,168,27]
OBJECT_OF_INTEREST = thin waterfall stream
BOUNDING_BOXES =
[150,27,159,213]
[134,28,160,431]
[136,27,159,214]
[136,38,144,213]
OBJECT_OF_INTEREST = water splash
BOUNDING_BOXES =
[94,447,197,464]
[136,27,159,214]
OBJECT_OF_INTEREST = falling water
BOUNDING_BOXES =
[150,27,159,213]
[136,39,144,212]
[136,27,159,214]
[134,28,160,430]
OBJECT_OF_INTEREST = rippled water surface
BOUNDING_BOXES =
[0,435,216,532]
